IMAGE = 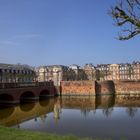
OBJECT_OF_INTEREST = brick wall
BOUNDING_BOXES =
[60,80,140,96]
[60,81,96,95]
[114,81,140,95]
[60,80,115,95]
[95,80,115,95]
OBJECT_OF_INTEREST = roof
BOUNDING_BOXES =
[0,63,34,71]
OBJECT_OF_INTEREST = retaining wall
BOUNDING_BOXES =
[60,80,140,96]
[95,80,115,95]
[60,81,96,95]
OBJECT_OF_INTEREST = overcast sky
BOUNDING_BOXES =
[0,0,139,66]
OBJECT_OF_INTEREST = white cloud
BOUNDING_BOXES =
[0,40,19,46]
[0,33,42,47]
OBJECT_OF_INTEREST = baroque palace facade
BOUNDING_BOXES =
[36,61,140,85]
[1,61,140,85]
[0,63,36,83]
[95,61,140,81]
[35,65,87,86]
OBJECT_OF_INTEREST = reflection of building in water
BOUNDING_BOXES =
[0,99,54,127]
[61,96,115,117]
[115,95,140,118]
[53,98,61,123]
[34,117,37,122]
[40,114,47,122]
[1,96,140,127]
[61,96,96,110]
[102,107,114,117]
[126,107,138,118]
[96,95,115,109]
[115,95,140,107]
[96,95,115,117]
[80,109,91,117]
[61,96,96,117]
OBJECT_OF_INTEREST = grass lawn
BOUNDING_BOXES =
[0,126,92,140]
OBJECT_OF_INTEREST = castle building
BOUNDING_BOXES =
[0,63,36,83]
[36,65,76,86]
[84,63,98,81]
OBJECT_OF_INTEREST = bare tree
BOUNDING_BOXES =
[110,0,140,40]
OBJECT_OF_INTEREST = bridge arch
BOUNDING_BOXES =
[0,107,15,120]
[20,103,36,112]
[39,89,51,99]
[20,91,36,103]
[0,94,14,104]
[39,99,50,107]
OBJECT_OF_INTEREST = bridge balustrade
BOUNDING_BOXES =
[0,81,54,89]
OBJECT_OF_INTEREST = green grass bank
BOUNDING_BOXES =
[0,126,92,140]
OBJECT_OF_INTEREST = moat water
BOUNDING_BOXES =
[0,95,140,140]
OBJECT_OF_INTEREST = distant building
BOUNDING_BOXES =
[69,64,80,75]
[96,64,110,81]
[51,65,69,86]
[30,61,140,84]
[35,66,50,82]
[119,63,132,80]
[95,62,140,81]
[84,63,98,81]
[0,63,36,83]
[36,65,76,86]
[130,61,140,80]
[109,64,120,80]
[69,64,87,80]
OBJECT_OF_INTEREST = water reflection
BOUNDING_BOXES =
[115,95,139,118]
[0,107,15,119]
[126,107,138,118]
[53,98,61,123]
[1,95,140,126]
[0,98,55,127]
[0,95,140,139]
[96,95,115,108]
[96,95,115,118]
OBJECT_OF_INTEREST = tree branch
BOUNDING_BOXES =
[109,0,140,40]
[118,29,140,40]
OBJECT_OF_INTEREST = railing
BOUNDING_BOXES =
[0,81,54,89]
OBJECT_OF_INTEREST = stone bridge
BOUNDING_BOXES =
[0,82,58,104]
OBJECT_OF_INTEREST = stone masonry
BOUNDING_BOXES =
[60,81,96,95]
[60,80,140,96]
